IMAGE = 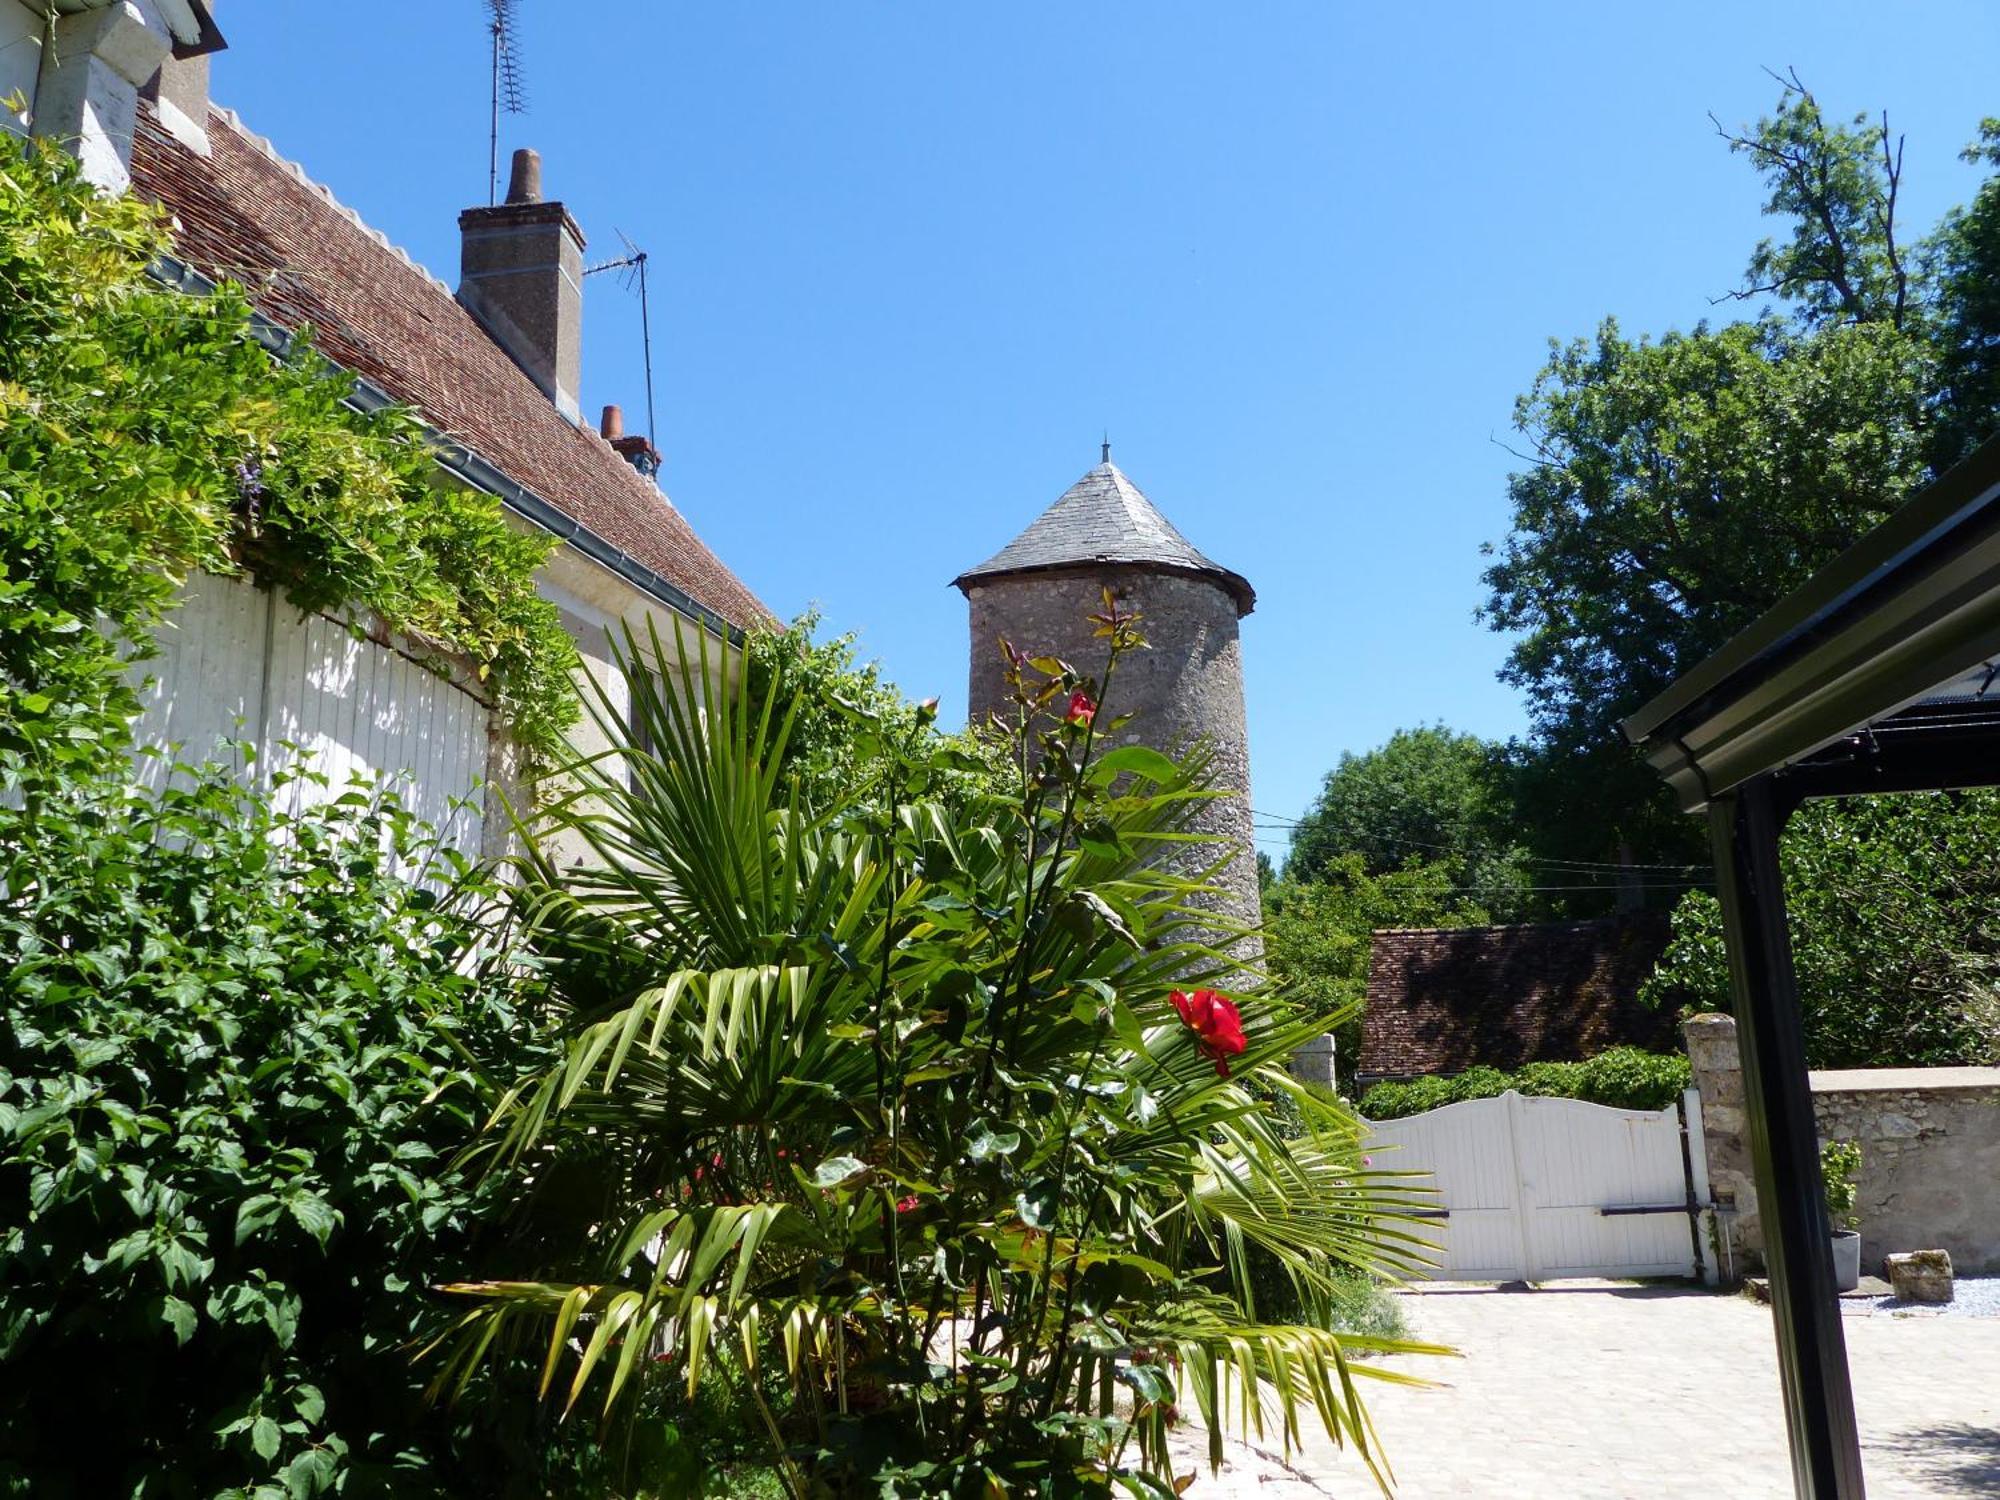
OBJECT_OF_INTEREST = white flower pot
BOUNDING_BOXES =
[1831,1230,1861,1293]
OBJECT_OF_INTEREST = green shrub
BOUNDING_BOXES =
[1513,1060,1585,1097]
[0,130,577,785]
[0,762,572,1498]
[1324,1271,1408,1343]
[1360,1047,1690,1119]
[433,610,1438,1494]
[1573,1045,1691,1111]
[1449,1065,1513,1103]
[1820,1139,1863,1232]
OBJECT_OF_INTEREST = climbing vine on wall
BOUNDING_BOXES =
[0,132,579,785]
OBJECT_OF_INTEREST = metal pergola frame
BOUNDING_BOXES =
[1622,436,2000,1499]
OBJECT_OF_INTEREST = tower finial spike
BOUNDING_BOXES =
[1101,432,1111,465]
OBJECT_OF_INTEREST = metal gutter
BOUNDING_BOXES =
[147,254,742,645]
[1622,439,2000,745]
[1620,437,2000,811]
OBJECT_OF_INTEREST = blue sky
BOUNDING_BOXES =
[212,3,1999,857]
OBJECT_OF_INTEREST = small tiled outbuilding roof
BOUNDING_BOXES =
[128,104,767,632]
[1358,914,1678,1082]
[954,459,1254,615]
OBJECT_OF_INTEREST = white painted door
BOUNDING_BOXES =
[1365,1090,1702,1281]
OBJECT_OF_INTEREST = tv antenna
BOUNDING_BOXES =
[585,230,658,456]
[485,0,528,205]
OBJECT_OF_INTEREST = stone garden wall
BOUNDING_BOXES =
[1683,1013,2000,1276]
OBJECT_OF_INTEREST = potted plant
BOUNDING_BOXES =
[1820,1139,1863,1292]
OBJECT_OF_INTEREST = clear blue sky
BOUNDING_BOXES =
[212,3,1998,858]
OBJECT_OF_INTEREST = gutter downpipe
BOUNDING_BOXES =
[147,254,744,647]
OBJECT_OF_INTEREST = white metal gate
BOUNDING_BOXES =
[1365,1089,1712,1282]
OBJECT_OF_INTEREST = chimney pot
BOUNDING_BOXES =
[506,147,542,205]
[599,404,624,440]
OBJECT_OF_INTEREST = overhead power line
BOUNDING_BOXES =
[1250,809,1707,877]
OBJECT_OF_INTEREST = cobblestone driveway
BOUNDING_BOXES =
[1182,1281,2000,1498]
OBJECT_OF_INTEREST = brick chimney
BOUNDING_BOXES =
[458,148,585,421]
[142,0,226,155]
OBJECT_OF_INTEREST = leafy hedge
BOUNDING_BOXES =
[0,131,578,783]
[1358,1046,1692,1120]
[0,763,579,1498]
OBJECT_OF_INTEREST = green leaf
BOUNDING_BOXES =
[250,1414,282,1461]
[283,1449,336,1500]
[1076,819,1128,861]
[286,1193,338,1247]
[1015,1181,1059,1229]
[966,1123,1022,1162]
[811,1155,867,1189]
[1088,744,1179,785]
[158,1294,197,1346]
[236,1194,283,1245]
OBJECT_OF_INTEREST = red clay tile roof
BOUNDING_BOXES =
[128,103,767,631]
[1359,915,1677,1081]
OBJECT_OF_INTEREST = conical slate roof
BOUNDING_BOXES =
[953,458,1254,614]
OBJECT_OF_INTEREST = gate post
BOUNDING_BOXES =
[1681,1086,1719,1285]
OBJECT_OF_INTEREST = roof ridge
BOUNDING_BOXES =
[206,105,453,298]
[132,102,768,629]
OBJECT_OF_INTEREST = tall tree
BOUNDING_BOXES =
[1481,316,1935,860]
[1713,68,1916,332]
[1480,76,1960,865]
[1930,119,2000,469]
[1286,725,1529,905]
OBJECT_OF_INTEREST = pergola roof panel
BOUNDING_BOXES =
[1622,438,2000,810]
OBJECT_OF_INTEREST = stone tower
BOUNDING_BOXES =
[953,449,1261,931]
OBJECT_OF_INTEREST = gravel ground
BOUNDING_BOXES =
[1180,1281,2000,1497]
[1845,1275,2000,1319]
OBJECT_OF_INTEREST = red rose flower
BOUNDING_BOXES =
[1066,690,1097,727]
[895,1195,919,1214]
[1169,988,1247,1076]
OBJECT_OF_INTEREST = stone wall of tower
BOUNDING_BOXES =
[964,565,1261,933]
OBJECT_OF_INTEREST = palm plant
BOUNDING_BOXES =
[432,598,1441,1495]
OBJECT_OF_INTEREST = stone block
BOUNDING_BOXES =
[1884,1249,1954,1303]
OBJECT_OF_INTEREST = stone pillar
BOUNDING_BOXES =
[1683,1012,1764,1272]
[1291,1031,1335,1090]
[33,0,175,193]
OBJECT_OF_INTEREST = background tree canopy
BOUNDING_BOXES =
[1284,725,1529,902]
[1272,75,2000,1074]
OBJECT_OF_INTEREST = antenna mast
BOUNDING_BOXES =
[485,0,527,204]
[585,231,659,457]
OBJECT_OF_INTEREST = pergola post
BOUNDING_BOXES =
[1708,776,1865,1499]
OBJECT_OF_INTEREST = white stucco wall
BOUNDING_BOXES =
[0,0,44,131]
